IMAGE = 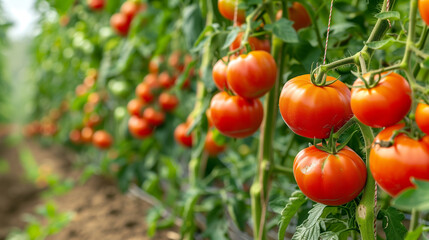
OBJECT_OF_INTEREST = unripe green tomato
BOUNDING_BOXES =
[114,106,127,121]
[108,80,130,98]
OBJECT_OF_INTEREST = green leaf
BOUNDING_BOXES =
[405,225,424,240]
[278,191,307,240]
[320,231,339,240]
[421,58,429,70]
[182,4,205,48]
[265,18,299,43]
[393,179,429,211]
[366,38,393,49]
[377,207,407,240]
[49,0,74,14]
[212,128,227,146]
[227,196,247,230]
[222,27,240,49]
[291,203,326,240]
[375,11,400,21]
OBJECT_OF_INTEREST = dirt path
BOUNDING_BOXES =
[0,131,179,240]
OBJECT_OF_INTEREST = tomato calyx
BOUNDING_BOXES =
[314,128,358,155]
[310,70,339,87]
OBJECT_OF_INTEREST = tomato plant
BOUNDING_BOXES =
[18,0,429,239]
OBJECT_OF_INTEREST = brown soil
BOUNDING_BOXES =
[0,128,179,240]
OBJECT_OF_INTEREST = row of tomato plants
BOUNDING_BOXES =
[24,0,429,239]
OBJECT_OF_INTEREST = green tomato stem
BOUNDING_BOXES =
[250,6,286,238]
[272,164,293,175]
[355,121,376,240]
[410,208,420,231]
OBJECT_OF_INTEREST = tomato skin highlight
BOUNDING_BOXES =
[279,74,353,139]
[370,124,429,197]
[416,103,429,135]
[227,51,277,99]
[210,92,263,138]
[174,123,193,148]
[128,116,153,138]
[293,145,367,206]
[218,0,245,23]
[351,72,412,128]
[419,0,429,26]
[110,13,131,36]
[92,130,113,149]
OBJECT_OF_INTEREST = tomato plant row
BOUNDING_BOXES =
[22,0,429,239]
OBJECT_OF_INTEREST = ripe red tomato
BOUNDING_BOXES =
[159,93,179,112]
[218,0,245,23]
[81,127,94,143]
[127,98,144,116]
[294,145,367,206]
[87,92,100,105]
[227,51,277,99]
[229,32,271,53]
[149,58,160,74]
[69,129,81,144]
[128,116,153,138]
[143,73,159,88]
[204,130,227,156]
[87,0,105,10]
[174,123,193,148]
[92,130,113,149]
[206,109,213,128]
[136,83,155,102]
[210,91,263,138]
[75,84,88,96]
[212,57,229,91]
[416,103,429,135]
[276,2,311,31]
[110,13,131,36]
[279,74,353,139]
[370,124,429,196]
[120,1,145,21]
[143,107,165,126]
[158,72,176,89]
[41,122,58,136]
[168,51,183,71]
[351,72,412,128]
[85,113,102,128]
[419,0,429,26]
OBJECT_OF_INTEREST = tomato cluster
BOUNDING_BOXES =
[209,51,276,139]
[24,106,66,138]
[110,1,146,36]
[280,69,429,204]
[69,70,114,149]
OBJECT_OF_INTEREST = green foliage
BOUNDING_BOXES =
[6,202,73,240]
[393,179,429,211]
[377,207,408,240]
